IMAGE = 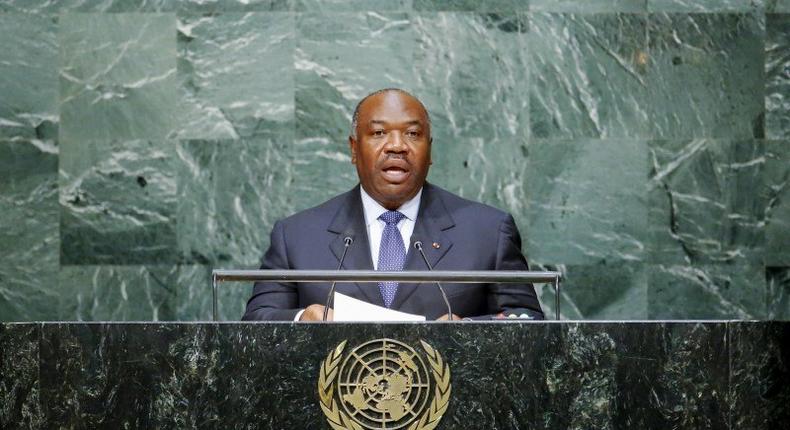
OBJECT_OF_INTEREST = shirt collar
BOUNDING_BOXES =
[360,186,422,225]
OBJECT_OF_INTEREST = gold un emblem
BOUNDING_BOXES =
[318,338,451,430]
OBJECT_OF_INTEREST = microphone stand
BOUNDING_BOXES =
[323,236,353,321]
[413,240,453,320]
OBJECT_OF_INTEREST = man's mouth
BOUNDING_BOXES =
[381,166,410,183]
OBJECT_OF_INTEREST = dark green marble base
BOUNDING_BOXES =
[1,322,788,429]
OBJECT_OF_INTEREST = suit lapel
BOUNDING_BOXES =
[327,186,383,306]
[390,183,454,310]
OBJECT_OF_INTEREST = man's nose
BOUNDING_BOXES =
[384,131,406,152]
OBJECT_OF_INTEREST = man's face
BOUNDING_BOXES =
[349,91,432,210]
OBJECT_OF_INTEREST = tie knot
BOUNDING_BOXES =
[379,210,406,225]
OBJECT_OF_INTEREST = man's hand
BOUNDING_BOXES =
[436,313,461,321]
[300,304,333,321]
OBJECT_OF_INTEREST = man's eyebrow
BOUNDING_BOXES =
[368,119,424,126]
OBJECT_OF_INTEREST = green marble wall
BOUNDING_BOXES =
[0,0,788,321]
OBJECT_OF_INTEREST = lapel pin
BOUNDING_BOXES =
[432,242,440,249]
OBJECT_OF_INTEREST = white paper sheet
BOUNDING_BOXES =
[333,292,426,322]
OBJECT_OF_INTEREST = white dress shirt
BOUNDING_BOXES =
[295,187,423,320]
[360,186,422,269]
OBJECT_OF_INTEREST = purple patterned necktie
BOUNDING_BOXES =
[377,210,407,308]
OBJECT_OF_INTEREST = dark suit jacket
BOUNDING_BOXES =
[242,183,544,321]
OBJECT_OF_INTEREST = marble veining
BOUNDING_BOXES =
[2,321,780,428]
[0,5,787,322]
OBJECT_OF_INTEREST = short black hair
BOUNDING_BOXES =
[350,88,431,139]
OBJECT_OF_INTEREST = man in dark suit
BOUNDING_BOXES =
[243,88,543,321]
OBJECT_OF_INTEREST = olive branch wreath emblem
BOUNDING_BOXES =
[317,339,451,430]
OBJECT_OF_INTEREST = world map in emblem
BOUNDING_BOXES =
[317,338,451,430]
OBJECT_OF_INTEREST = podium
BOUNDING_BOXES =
[1,321,788,429]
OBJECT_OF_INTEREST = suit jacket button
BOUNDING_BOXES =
[432,242,440,249]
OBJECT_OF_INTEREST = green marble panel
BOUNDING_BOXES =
[766,141,790,265]
[534,263,647,320]
[176,138,294,268]
[647,13,764,139]
[648,263,768,318]
[768,0,790,11]
[0,0,174,13]
[0,141,59,322]
[531,0,646,12]
[177,0,291,12]
[428,137,529,233]
[766,14,790,139]
[60,140,177,265]
[59,13,176,141]
[413,13,529,143]
[767,267,790,319]
[648,139,766,265]
[177,12,294,140]
[0,0,291,13]
[413,0,526,11]
[58,265,179,321]
[529,13,648,138]
[0,14,58,141]
[294,12,417,209]
[173,265,213,321]
[648,0,762,12]
[296,0,411,11]
[524,139,648,265]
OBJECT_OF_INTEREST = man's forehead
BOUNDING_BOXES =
[358,91,427,121]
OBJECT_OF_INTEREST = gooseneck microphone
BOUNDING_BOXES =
[323,236,353,321]
[413,239,453,320]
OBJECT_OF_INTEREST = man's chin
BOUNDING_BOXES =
[370,184,420,209]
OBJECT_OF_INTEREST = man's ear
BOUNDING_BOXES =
[429,137,433,165]
[349,136,357,164]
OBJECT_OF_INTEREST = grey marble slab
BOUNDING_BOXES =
[647,13,764,139]
[529,13,649,138]
[766,14,790,139]
[0,141,59,322]
[59,13,177,141]
[59,139,177,265]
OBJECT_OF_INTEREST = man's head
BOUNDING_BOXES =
[349,88,432,210]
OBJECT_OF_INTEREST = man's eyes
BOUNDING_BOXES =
[370,129,421,137]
